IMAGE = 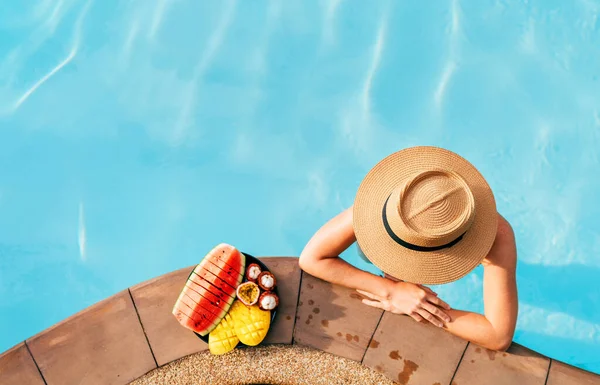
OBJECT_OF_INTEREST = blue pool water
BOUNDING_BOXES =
[1,0,599,374]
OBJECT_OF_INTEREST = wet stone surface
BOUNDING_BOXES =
[362,311,467,385]
[293,273,383,361]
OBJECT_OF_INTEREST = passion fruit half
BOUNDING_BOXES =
[236,281,260,306]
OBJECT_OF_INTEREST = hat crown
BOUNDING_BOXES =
[390,169,475,248]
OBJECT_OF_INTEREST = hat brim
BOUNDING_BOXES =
[353,146,498,285]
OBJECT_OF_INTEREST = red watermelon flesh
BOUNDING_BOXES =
[172,243,246,336]
[173,308,204,333]
[211,247,244,275]
[210,243,245,273]
[187,275,235,302]
[191,269,237,298]
[182,284,226,317]
[178,291,222,320]
[173,294,220,335]
[186,279,234,310]
[177,291,217,320]
[197,257,243,288]
[194,261,238,291]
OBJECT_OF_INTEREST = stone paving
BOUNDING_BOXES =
[1,257,598,385]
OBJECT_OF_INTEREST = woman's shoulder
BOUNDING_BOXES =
[497,213,515,239]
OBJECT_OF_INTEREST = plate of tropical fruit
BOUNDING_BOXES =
[172,243,279,355]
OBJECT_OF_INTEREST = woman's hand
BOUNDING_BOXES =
[358,281,452,328]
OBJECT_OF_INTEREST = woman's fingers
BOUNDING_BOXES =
[409,312,427,323]
[421,301,451,323]
[419,285,438,296]
[416,308,445,328]
[426,294,451,310]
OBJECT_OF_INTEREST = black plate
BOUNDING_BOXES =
[191,252,278,343]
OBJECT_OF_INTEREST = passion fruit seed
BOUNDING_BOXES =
[236,281,260,306]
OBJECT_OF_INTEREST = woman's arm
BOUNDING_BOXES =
[299,207,518,351]
[355,214,518,351]
[441,215,519,351]
[298,207,391,298]
[299,207,453,327]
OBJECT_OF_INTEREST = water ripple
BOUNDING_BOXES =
[9,0,91,114]
[361,19,386,122]
[434,0,461,111]
[321,0,343,46]
[13,51,70,113]
[172,0,238,146]
[148,0,170,40]
[45,0,66,33]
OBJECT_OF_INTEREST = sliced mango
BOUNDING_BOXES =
[229,300,271,346]
[208,312,239,355]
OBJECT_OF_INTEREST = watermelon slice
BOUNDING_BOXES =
[182,285,226,317]
[194,260,239,291]
[199,257,243,288]
[211,244,245,273]
[192,269,237,298]
[173,308,206,333]
[209,250,244,275]
[186,279,234,311]
[173,295,220,335]
[172,243,246,336]
[187,275,235,302]
[179,291,226,321]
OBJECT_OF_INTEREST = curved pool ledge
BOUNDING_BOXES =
[1,257,598,385]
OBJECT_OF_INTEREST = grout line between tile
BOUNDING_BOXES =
[544,359,553,385]
[128,288,159,368]
[360,310,385,364]
[448,341,469,385]
[291,269,304,345]
[24,340,47,385]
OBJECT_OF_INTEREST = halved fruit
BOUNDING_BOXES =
[236,281,260,306]
[229,300,271,346]
[208,313,239,355]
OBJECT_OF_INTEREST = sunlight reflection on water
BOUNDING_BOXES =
[0,0,599,374]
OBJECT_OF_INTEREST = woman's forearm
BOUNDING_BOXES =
[442,217,518,351]
[300,253,394,300]
[299,206,395,300]
[299,208,518,352]
[442,265,516,351]
[442,309,507,350]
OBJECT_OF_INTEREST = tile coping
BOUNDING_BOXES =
[1,256,598,385]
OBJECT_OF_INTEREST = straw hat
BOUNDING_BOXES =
[353,146,498,285]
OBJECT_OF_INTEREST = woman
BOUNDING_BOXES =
[299,146,518,351]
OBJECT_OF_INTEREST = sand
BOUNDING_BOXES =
[129,344,395,385]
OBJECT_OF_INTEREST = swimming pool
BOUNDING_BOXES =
[1,0,599,374]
